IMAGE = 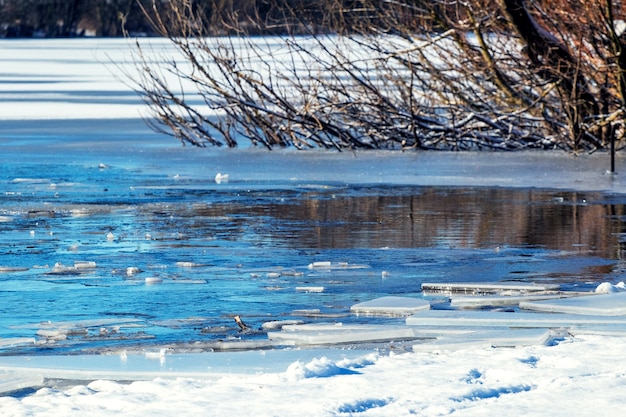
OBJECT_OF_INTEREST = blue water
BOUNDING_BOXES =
[1,38,625,357]
[0,117,624,355]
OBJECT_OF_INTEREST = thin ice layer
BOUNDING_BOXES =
[350,296,430,316]
[268,323,428,345]
[519,292,626,316]
[412,328,553,352]
[406,309,626,327]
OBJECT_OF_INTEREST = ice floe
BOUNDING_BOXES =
[307,261,370,270]
[411,328,555,352]
[214,172,229,183]
[594,281,626,293]
[449,294,584,309]
[295,286,325,293]
[520,292,626,316]
[405,309,626,327]
[268,323,427,346]
[350,296,430,316]
[422,282,561,295]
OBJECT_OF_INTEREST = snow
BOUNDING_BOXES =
[2,336,626,416]
[2,38,626,416]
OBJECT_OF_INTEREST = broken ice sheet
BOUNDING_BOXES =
[406,309,626,328]
[267,323,428,346]
[449,293,584,309]
[350,296,431,316]
[421,282,561,295]
[411,328,554,352]
[307,261,370,270]
[520,292,626,316]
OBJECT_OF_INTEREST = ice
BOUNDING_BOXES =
[0,349,371,383]
[450,293,584,308]
[295,286,325,293]
[13,318,144,331]
[175,261,208,268]
[261,320,305,330]
[0,372,44,395]
[307,261,370,270]
[214,172,229,183]
[0,337,35,349]
[350,296,431,316]
[0,266,29,272]
[594,281,626,293]
[412,328,554,352]
[519,292,626,316]
[267,323,429,346]
[566,324,626,336]
[406,309,626,328]
[421,282,561,295]
[73,261,97,269]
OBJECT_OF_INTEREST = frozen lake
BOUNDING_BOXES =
[2,39,626,356]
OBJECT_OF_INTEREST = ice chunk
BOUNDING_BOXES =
[595,282,626,293]
[450,294,582,309]
[307,261,369,270]
[568,324,626,336]
[0,266,29,272]
[36,329,68,340]
[296,286,325,293]
[14,318,144,331]
[261,320,304,330]
[412,328,553,352]
[0,350,371,381]
[0,337,36,348]
[268,323,428,345]
[46,262,82,275]
[406,309,626,328]
[74,260,96,269]
[175,262,206,268]
[519,292,626,316]
[351,296,430,316]
[0,372,44,395]
[215,173,229,183]
[421,282,560,295]
[145,277,163,285]
[308,261,331,269]
[126,266,141,276]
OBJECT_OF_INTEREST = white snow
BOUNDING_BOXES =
[2,336,626,416]
[2,38,626,416]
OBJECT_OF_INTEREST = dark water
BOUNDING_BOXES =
[1,144,625,354]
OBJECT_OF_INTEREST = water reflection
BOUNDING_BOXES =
[167,187,623,259]
[3,182,626,354]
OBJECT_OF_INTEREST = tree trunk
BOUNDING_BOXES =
[497,0,599,149]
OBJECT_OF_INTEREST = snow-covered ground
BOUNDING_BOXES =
[1,334,624,417]
[1,38,626,416]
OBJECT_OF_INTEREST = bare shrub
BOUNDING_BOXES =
[125,0,626,152]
